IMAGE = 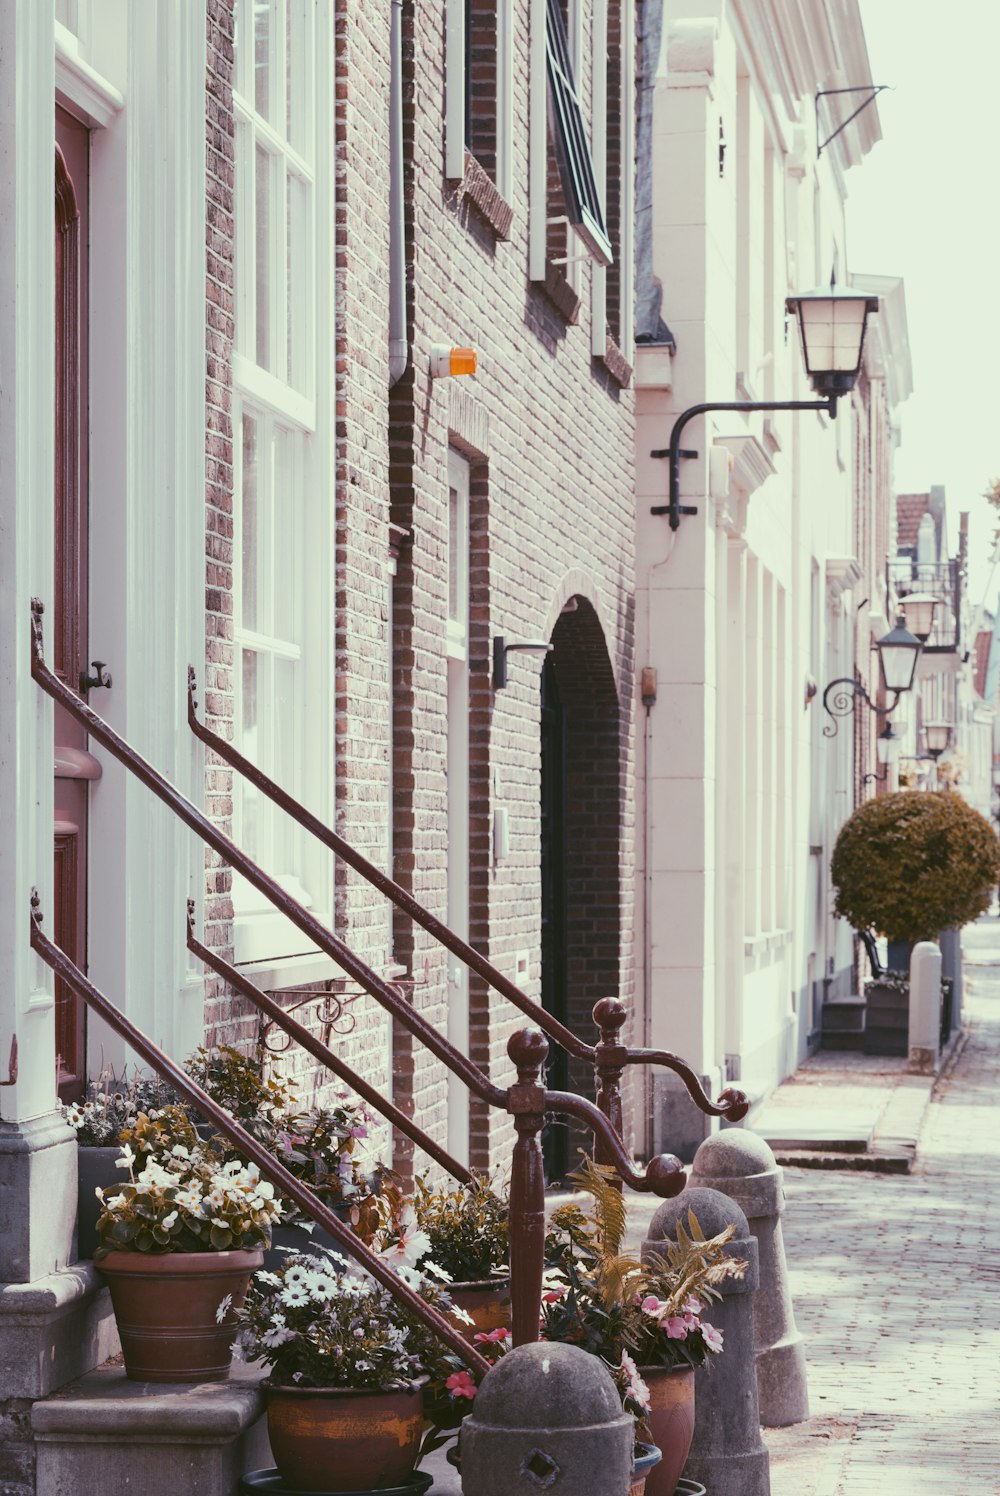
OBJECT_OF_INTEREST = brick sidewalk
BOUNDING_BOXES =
[765,923,1000,1494]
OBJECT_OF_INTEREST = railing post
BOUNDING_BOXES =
[593,998,627,1186]
[507,1027,549,1348]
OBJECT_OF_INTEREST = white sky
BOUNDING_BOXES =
[846,0,1000,617]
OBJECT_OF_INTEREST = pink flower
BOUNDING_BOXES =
[701,1322,724,1353]
[542,1288,566,1303]
[640,1295,668,1317]
[446,1371,478,1400]
[619,1350,640,1380]
[682,1296,703,1316]
[663,1316,688,1339]
[474,1328,512,1345]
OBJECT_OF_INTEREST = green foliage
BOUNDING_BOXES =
[95,1125,280,1253]
[831,790,1000,943]
[413,1174,510,1282]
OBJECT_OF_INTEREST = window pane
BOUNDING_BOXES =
[287,172,309,391]
[286,0,311,155]
[255,144,271,369]
[241,412,259,631]
[273,425,298,641]
[254,0,271,119]
[242,649,260,859]
[273,655,297,872]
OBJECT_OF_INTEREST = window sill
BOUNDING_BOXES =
[538,260,582,325]
[457,150,513,241]
[594,335,632,389]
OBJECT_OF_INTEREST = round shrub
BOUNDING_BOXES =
[831,790,1000,944]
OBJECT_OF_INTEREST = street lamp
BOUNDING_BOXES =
[923,721,952,760]
[651,280,879,530]
[897,592,939,644]
[863,723,900,785]
[821,616,924,738]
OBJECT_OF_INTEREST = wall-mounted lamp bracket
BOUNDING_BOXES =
[493,635,553,689]
[821,678,900,738]
[651,398,833,531]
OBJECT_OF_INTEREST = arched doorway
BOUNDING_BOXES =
[540,598,623,1178]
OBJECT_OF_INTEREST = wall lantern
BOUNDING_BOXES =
[493,636,553,689]
[897,591,939,643]
[822,616,923,738]
[863,723,899,785]
[923,720,952,760]
[651,279,878,530]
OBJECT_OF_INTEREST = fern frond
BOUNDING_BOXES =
[567,1156,629,1257]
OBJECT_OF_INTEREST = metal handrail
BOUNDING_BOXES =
[31,598,686,1350]
[29,896,489,1376]
[186,670,749,1126]
[185,904,472,1186]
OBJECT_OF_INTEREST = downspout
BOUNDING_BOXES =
[388,0,408,387]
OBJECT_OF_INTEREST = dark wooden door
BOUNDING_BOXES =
[540,655,569,1180]
[54,108,96,1101]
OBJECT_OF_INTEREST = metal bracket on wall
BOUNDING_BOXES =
[816,85,888,157]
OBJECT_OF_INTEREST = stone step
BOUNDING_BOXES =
[864,1025,908,1057]
[820,998,866,1033]
[31,1362,270,1496]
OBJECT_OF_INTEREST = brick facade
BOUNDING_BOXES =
[199,0,641,1177]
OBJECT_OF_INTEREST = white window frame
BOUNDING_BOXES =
[232,0,335,983]
[530,0,611,282]
[446,0,514,201]
[590,0,634,358]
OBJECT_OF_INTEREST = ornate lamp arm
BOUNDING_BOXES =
[822,677,900,739]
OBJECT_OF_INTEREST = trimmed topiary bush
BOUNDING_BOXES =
[832,790,1000,945]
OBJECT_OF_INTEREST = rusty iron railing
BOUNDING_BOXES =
[29,892,489,1375]
[30,597,697,1353]
[186,668,750,1164]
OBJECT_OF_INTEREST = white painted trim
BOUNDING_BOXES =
[234,354,316,432]
[496,0,514,205]
[445,0,466,180]
[619,0,635,359]
[0,0,58,1122]
[55,23,124,127]
[446,450,471,1168]
[529,0,547,282]
[590,0,608,358]
[87,1,208,1071]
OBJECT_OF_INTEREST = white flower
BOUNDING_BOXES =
[281,1283,310,1308]
[114,1144,136,1171]
[171,1144,190,1159]
[450,1304,475,1326]
[215,1293,233,1324]
[283,1264,310,1288]
[161,1211,178,1230]
[422,1260,453,1283]
[255,1271,282,1287]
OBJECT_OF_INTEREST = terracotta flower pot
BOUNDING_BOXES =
[638,1365,695,1496]
[447,1278,510,1343]
[627,1441,662,1496]
[264,1382,425,1493]
[97,1248,262,1383]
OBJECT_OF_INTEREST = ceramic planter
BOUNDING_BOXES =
[447,1278,511,1343]
[264,1381,425,1493]
[638,1365,695,1496]
[96,1247,262,1382]
[626,1441,662,1496]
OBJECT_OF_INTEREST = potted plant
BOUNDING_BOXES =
[61,1068,180,1258]
[185,1046,396,1257]
[94,1125,281,1382]
[540,1159,744,1496]
[832,789,1000,1052]
[233,1246,470,1494]
[411,1174,510,1340]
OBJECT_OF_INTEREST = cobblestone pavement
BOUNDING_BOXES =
[765,918,1000,1495]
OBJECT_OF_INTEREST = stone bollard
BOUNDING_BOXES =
[689,1131,809,1427]
[460,1341,634,1496]
[908,940,942,1074]
[643,1187,769,1496]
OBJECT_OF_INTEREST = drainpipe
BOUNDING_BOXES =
[389,0,408,387]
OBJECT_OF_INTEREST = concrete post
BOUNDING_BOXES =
[642,1186,770,1496]
[908,941,942,1074]
[460,1342,634,1496]
[689,1132,809,1426]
